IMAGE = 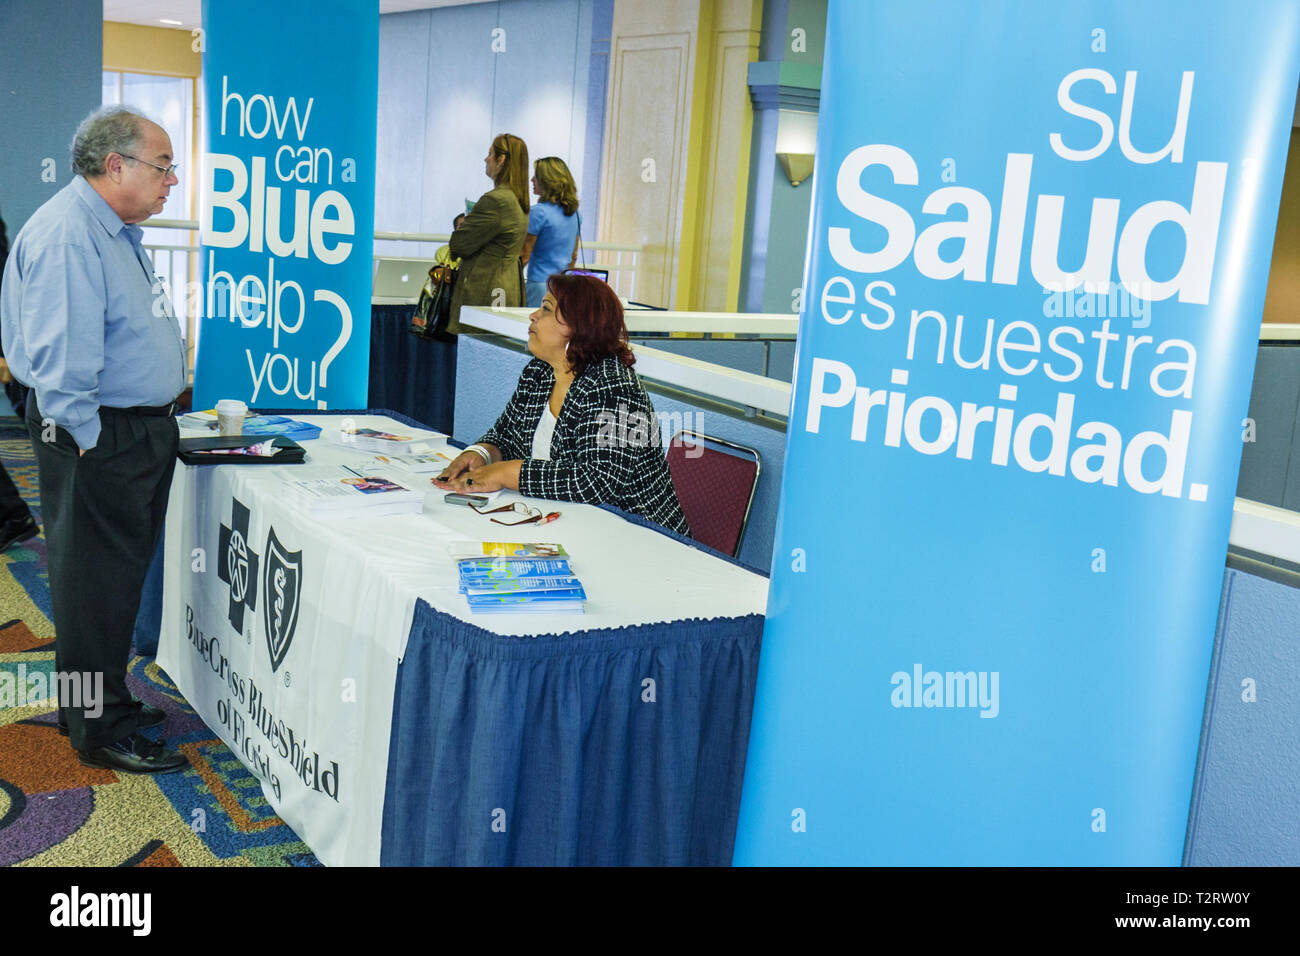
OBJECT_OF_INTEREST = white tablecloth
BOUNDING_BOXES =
[158,414,769,865]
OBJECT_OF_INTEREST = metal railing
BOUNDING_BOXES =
[372,230,641,302]
[460,307,793,421]
[142,219,643,320]
[138,220,204,366]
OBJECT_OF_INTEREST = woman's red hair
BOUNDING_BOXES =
[547,274,634,376]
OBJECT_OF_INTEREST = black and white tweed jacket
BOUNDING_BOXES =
[479,355,691,535]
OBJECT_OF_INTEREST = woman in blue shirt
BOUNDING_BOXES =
[522,157,581,308]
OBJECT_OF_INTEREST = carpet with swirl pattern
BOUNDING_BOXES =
[0,415,319,867]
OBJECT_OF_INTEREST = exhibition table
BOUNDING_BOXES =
[157,412,768,865]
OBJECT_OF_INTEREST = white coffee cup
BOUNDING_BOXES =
[215,399,248,436]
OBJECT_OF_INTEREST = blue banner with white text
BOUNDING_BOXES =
[734,0,1300,864]
[194,0,377,410]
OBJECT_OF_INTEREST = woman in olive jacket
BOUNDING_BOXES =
[447,133,530,333]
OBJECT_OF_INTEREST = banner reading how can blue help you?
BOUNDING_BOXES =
[194,0,378,410]
[734,0,1300,865]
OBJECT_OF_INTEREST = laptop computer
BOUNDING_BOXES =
[563,267,610,283]
[373,258,435,298]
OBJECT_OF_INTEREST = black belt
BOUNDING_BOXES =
[102,401,178,417]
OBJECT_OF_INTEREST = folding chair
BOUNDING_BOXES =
[666,430,761,558]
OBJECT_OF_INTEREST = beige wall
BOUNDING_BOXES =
[103,22,200,77]
[1263,129,1300,324]
[600,2,697,309]
[682,0,761,312]
[598,0,760,310]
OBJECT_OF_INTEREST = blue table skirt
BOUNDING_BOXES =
[154,406,767,864]
[368,304,458,435]
[380,602,764,866]
[131,533,166,657]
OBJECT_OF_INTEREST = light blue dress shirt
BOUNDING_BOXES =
[525,201,579,283]
[0,176,185,449]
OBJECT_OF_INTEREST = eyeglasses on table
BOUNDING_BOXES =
[470,501,561,526]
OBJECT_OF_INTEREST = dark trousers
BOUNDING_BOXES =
[0,462,31,524]
[26,399,178,750]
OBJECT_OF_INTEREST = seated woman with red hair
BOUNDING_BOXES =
[434,274,690,535]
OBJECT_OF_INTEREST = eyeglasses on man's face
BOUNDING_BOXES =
[121,154,179,178]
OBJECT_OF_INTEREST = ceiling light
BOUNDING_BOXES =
[160,18,182,25]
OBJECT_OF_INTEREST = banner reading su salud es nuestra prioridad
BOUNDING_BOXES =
[734,0,1300,865]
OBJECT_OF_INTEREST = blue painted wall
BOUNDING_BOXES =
[375,0,602,260]
[737,0,784,312]
[579,0,613,244]
[0,0,102,234]
[1237,344,1300,509]
[739,0,825,314]
[759,170,815,314]
[628,337,795,383]
[453,337,532,443]
[1232,343,1300,573]
[1186,566,1300,865]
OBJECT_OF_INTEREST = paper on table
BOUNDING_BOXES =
[447,540,569,560]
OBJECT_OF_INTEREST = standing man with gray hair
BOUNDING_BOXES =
[0,105,187,774]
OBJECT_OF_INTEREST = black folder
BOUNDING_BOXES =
[177,435,307,465]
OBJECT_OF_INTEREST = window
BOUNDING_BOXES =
[103,71,197,361]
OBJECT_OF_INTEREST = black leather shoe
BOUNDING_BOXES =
[0,514,38,553]
[136,702,167,728]
[77,733,187,774]
[59,701,166,737]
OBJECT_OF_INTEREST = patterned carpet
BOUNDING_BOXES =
[0,416,320,866]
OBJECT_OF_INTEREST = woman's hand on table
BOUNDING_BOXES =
[435,449,488,484]
[432,459,522,493]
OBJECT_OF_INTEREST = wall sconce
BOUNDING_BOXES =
[777,152,814,187]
